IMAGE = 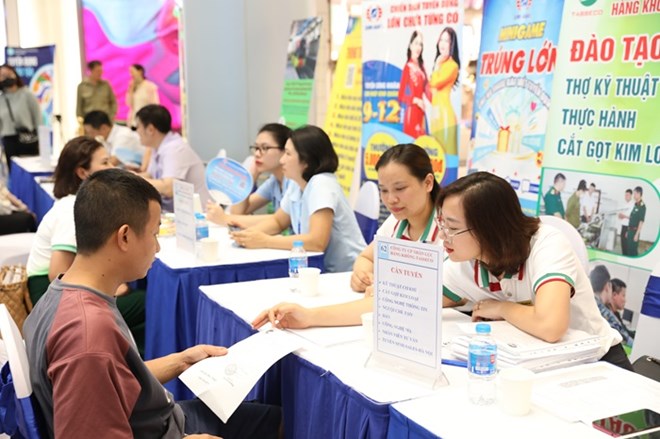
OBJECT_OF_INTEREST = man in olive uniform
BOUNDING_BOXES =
[625,186,646,256]
[544,173,566,218]
[76,60,117,121]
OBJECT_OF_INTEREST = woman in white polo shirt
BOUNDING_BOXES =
[350,143,441,292]
[26,137,148,355]
[229,125,365,272]
[253,172,632,370]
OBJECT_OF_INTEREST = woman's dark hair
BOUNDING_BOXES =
[406,31,426,75]
[289,125,338,182]
[53,136,105,199]
[376,144,440,203]
[434,27,460,87]
[131,64,146,79]
[437,172,540,275]
[611,278,626,294]
[0,64,25,87]
[259,123,292,150]
[577,179,587,191]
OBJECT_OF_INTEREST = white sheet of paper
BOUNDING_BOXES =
[532,362,660,424]
[179,330,303,422]
[287,325,363,347]
[370,236,444,386]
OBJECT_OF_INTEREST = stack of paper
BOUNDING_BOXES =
[450,321,604,372]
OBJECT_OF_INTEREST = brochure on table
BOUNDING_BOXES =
[370,236,445,388]
[173,179,196,255]
[180,329,303,422]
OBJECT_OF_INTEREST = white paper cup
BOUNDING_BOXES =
[199,237,219,262]
[298,267,321,296]
[497,367,535,416]
[361,312,373,350]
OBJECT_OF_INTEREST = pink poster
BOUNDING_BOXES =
[81,0,181,128]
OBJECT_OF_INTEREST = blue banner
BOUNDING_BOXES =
[469,0,563,216]
[5,45,56,126]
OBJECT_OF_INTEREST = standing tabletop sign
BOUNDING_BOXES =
[205,157,254,206]
[173,179,196,255]
[370,235,446,388]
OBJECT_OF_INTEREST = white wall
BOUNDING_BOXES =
[183,0,326,162]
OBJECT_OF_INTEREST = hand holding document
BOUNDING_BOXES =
[179,329,302,422]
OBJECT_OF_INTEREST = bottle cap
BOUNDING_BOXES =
[293,240,304,247]
[475,323,491,334]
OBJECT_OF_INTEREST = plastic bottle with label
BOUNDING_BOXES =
[288,240,308,292]
[468,323,497,405]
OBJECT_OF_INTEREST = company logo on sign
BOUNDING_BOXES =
[515,0,533,10]
[365,5,382,22]
[580,0,598,6]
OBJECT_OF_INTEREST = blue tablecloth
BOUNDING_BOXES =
[146,254,323,400]
[8,159,52,221]
[195,288,391,439]
[387,406,439,439]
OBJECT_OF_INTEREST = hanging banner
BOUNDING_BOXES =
[469,0,564,216]
[324,17,363,196]
[361,0,463,188]
[280,17,323,128]
[541,0,659,333]
[5,45,56,126]
[81,0,181,128]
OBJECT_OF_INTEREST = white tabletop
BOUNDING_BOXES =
[200,273,660,438]
[157,224,322,270]
[36,178,55,200]
[11,156,54,173]
[200,272,474,404]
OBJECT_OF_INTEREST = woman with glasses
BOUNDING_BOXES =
[252,172,634,370]
[206,123,292,228]
[351,143,441,291]
[229,125,365,273]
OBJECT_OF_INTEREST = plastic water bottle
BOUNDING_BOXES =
[288,240,308,292]
[468,323,497,405]
[195,213,209,240]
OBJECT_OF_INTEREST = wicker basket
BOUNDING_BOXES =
[0,265,32,333]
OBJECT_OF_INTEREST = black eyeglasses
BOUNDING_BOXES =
[249,145,281,154]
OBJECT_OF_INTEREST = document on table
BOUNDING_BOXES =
[532,362,660,424]
[287,325,363,347]
[179,329,303,422]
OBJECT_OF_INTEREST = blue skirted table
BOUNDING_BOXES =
[9,157,54,222]
[195,282,391,439]
[145,233,323,400]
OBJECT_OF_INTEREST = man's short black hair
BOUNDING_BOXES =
[82,110,112,129]
[135,105,171,134]
[75,169,162,255]
[87,60,102,70]
[589,265,611,294]
[634,186,643,195]
[554,173,566,183]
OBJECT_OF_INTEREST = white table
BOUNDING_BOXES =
[197,272,660,439]
[146,224,323,400]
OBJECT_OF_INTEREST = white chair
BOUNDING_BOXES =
[0,304,43,438]
[0,233,36,266]
[539,215,589,272]
[354,181,380,244]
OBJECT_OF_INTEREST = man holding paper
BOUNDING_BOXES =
[23,169,280,438]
